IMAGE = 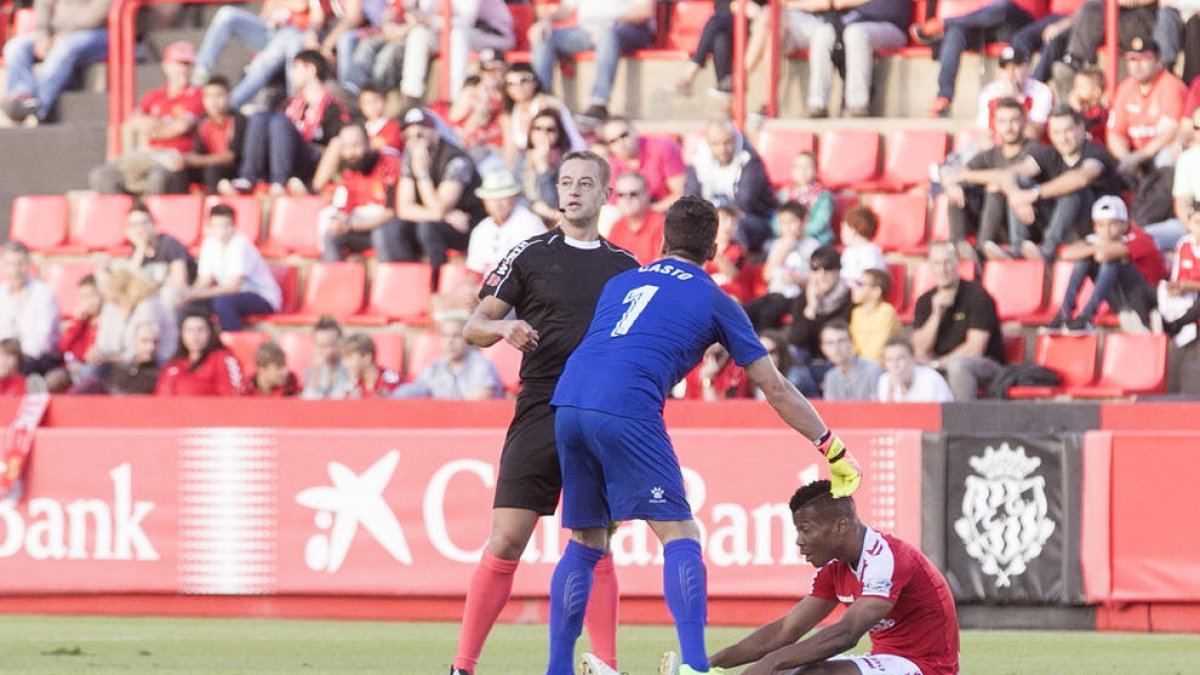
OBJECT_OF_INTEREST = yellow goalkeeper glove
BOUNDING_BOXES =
[815,430,861,498]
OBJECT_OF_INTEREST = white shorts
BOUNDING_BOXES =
[829,653,923,675]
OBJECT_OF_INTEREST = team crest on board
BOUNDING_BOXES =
[954,443,1056,588]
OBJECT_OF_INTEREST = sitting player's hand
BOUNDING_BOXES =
[815,432,862,498]
[503,320,539,352]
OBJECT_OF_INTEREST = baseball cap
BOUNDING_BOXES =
[1092,195,1129,222]
[163,41,197,64]
[998,46,1029,67]
[1121,35,1160,57]
[401,107,436,130]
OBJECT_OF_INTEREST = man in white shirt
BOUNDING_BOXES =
[877,335,954,402]
[976,46,1054,141]
[467,169,549,278]
[0,242,60,373]
[182,204,283,331]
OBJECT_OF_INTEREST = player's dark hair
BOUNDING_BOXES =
[208,203,236,221]
[313,315,343,336]
[204,75,231,91]
[790,481,855,518]
[340,332,377,359]
[561,150,611,191]
[175,308,224,371]
[1048,104,1083,127]
[777,200,808,222]
[862,267,892,298]
[663,195,719,263]
[994,97,1026,118]
[255,341,287,368]
[843,206,879,239]
[293,49,330,82]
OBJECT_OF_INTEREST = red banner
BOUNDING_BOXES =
[0,428,922,598]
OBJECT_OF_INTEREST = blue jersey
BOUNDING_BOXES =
[552,258,768,419]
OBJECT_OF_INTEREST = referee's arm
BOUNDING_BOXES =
[465,296,540,352]
[744,356,828,443]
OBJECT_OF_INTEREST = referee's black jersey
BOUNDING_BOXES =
[480,229,639,391]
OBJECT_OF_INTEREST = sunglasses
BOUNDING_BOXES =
[505,75,535,86]
[605,130,631,146]
[531,125,559,133]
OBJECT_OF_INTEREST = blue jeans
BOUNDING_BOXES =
[1009,185,1094,260]
[1009,14,1068,82]
[3,29,108,119]
[395,219,474,288]
[1061,258,1152,325]
[212,292,275,331]
[936,0,1033,100]
[238,111,320,186]
[193,6,305,107]
[336,30,362,86]
[1155,7,1182,68]
[532,23,655,106]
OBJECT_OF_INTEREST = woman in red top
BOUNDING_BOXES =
[155,310,241,396]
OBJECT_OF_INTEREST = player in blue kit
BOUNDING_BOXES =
[545,196,863,675]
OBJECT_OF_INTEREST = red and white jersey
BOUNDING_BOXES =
[1172,234,1200,283]
[976,78,1054,131]
[810,527,960,675]
[155,350,242,396]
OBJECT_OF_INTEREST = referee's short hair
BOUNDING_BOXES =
[663,195,718,263]
[561,150,611,190]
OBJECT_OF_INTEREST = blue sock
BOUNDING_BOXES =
[663,538,710,671]
[547,540,604,675]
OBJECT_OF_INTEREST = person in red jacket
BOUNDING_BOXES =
[155,310,241,395]
[0,338,27,395]
[240,341,299,397]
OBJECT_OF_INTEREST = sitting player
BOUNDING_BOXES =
[663,480,959,675]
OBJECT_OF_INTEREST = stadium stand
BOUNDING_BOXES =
[981,259,1046,323]
[145,194,204,249]
[1067,333,1169,398]
[1007,333,1099,398]
[9,195,69,253]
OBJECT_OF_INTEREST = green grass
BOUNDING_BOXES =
[0,615,1197,674]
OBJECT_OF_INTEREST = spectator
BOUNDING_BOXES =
[820,319,882,401]
[89,266,177,370]
[516,108,573,223]
[501,63,587,168]
[312,84,404,192]
[316,0,370,85]
[183,76,245,193]
[1048,196,1165,331]
[529,0,657,124]
[2,0,109,124]
[706,203,760,304]
[940,98,1037,261]
[1184,77,1200,147]
[221,50,349,196]
[916,0,1037,118]
[0,242,60,374]
[976,46,1053,141]
[125,203,196,312]
[1159,203,1200,340]
[1174,110,1200,222]
[182,204,282,332]
[240,341,300,396]
[779,0,909,117]
[1183,7,1200,85]
[1010,7,1074,83]
[57,274,101,375]
[340,0,410,92]
[684,118,777,252]
[467,169,549,278]
[340,332,402,398]
[89,41,202,196]
[778,152,834,245]
[394,107,487,288]
[850,267,901,365]
[838,205,887,283]
[745,200,818,330]
[101,322,163,395]
[399,0,515,106]
[600,117,687,211]
[447,49,508,165]
[1107,37,1188,252]
[320,124,405,262]
[877,335,954,402]
[911,242,1005,401]
[191,0,315,108]
[997,105,1126,262]
[301,315,350,399]
[1068,67,1108,146]
[787,245,853,397]
[1064,0,1157,71]
[155,309,241,396]
[672,0,768,98]
[755,328,813,398]
[606,172,665,265]
[686,342,750,400]
[0,339,29,395]
[392,318,502,399]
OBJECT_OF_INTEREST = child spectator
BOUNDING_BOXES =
[606,172,666,265]
[787,245,853,397]
[1160,204,1200,343]
[301,315,351,399]
[183,76,245,193]
[319,124,405,262]
[705,203,759,304]
[820,320,882,401]
[0,242,60,374]
[744,200,818,330]
[391,318,502,400]
[240,341,299,397]
[778,152,833,245]
[0,339,28,395]
[850,267,902,365]
[839,205,887,283]
[57,274,101,374]
[155,309,241,396]
[99,322,161,395]
[877,335,954,403]
[1069,67,1108,147]
[340,332,402,398]
[183,204,282,332]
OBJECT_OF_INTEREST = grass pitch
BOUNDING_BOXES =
[0,615,1197,674]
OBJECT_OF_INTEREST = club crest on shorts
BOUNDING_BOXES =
[953,443,1055,588]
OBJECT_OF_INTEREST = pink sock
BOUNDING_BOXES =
[453,551,520,672]
[584,552,620,669]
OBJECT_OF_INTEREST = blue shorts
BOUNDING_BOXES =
[555,405,693,529]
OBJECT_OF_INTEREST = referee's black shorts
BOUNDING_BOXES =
[493,388,561,515]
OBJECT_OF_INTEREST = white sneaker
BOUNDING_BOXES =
[658,651,681,675]
[579,652,619,675]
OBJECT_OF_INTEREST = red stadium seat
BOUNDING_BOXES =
[817,129,879,190]
[73,193,132,251]
[867,192,927,253]
[12,8,36,37]
[1067,333,1168,398]
[982,259,1046,322]
[900,258,976,323]
[952,127,991,155]
[221,331,271,376]
[278,331,315,377]
[886,262,907,313]
[374,331,406,373]
[145,194,204,248]
[507,3,536,52]
[405,330,444,377]
[10,195,70,252]
[665,1,715,52]
[1008,333,1099,398]
[930,194,952,242]
[483,342,523,394]
[44,261,97,317]
[437,261,475,295]
[273,261,366,325]
[270,263,300,314]
[1022,260,1106,326]
[859,129,948,192]
[206,195,263,244]
[756,128,816,189]
[832,191,860,231]
[350,262,433,325]
[263,195,328,257]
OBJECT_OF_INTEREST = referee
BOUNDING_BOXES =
[450,151,639,675]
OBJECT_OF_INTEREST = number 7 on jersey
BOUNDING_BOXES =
[610,285,659,337]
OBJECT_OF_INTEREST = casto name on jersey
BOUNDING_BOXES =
[637,262,694,281]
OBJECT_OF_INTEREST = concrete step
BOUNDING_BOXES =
[0,121,108,238]
[55,91,109,125]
